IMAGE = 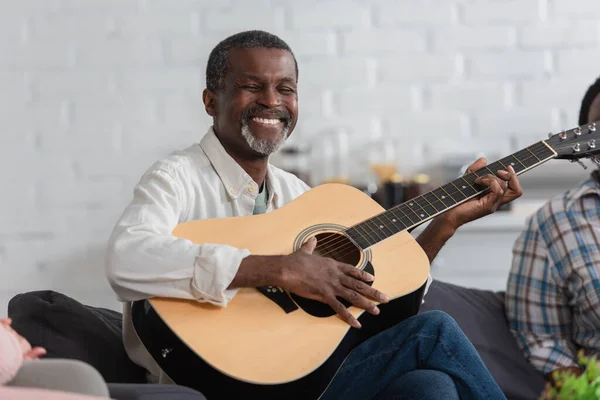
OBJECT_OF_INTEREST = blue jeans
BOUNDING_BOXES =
[320,311,506,400]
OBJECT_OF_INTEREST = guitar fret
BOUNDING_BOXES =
[364,219,386,241]
[500,155,525,173]
[442,183,465,202]
[402,201,425,222]
[423,192,443,212]
[347,230,371,249]
[373,215,395,237]
[526,147,541,162]
[380,212,402,234]
[414,196,436,217]
[433,188,456,208]
[354,224,378,247]
[388,207,414,229]
[457,176,478,197]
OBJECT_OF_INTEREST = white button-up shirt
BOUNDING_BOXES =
[105,127,310,380]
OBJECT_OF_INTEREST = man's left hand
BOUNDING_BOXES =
[439,157,523,231]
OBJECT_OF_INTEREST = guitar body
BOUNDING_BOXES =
[132,183,431,399]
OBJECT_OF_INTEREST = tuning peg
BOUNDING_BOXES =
[571,159,588,170]
[559,131,567,140]
[574,127,582,136]
[573,143,581,152]
[589,123,597,132]
[589,139,596,149]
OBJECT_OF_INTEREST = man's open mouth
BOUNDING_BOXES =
[251,117,283,125]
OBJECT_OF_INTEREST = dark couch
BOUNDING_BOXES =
[7,280,545,400]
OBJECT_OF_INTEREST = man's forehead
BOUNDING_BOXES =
[227,47,296,80]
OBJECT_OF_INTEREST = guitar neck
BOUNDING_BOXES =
[346,140,557,249]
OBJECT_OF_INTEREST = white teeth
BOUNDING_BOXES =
[252,117,281,125]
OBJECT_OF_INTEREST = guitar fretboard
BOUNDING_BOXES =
[346,141,556,249]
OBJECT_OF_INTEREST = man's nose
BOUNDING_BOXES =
[257,86,281,108]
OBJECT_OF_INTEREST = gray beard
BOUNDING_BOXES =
[241,122,290,156]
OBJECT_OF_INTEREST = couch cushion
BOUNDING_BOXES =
[420,280,546,400]
[108,383,207,400]
[7,290,146,384]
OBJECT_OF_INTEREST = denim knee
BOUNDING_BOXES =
[416,310,462,335]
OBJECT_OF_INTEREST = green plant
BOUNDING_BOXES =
[540,351,600,400]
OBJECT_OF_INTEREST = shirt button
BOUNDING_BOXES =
[229,188,237,196]
[248,184,257,192]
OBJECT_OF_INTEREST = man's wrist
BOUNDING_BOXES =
[428,214,458,241]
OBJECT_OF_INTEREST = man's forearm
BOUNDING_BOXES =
[415,216,457,263]
[228,255,287,289]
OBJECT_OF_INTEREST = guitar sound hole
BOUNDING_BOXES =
[291,232,374,318]
[313,232,361,266]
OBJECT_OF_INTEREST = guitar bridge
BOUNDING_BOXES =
[257,286,299,314]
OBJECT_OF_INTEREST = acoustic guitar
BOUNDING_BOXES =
[132,121,600,399]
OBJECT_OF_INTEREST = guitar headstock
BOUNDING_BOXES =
[546,120,600,162]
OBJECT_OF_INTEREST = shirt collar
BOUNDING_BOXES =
[200,127,254,199]
[564,169,600,209]
[199,126,282,206]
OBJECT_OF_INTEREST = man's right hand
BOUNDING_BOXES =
[278,237,389,328]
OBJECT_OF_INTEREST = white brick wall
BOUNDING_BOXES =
[2,0,600,312]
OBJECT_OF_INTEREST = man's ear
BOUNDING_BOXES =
[203,88,218,117]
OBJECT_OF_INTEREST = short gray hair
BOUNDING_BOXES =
[205,30,298,92]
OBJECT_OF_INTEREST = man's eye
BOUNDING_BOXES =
[243,85,261,91]
[279,87,295,94]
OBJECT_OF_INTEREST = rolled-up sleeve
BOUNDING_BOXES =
[105,166,250,307]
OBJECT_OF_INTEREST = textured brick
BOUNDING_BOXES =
[205,7,285,34]
[431,26,516,52]
[119,68,203,93]
[555,49,600,77]
[342,29,425,56]
[301,59,371,88]
[377,1,456,25]
[521,22,599,48]
[114,13,198,37]
[28,13,115,41]
[290,2,370,29]
[0,41,73,69]
[338,88,415,115]
[378,55,459,83]
[430,83,508,112]
[521,79,592,109]
[553,0,600,19]
[467,51,548,78]
[462,0,541,24]
[76,39,165,67]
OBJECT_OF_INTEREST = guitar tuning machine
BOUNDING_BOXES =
[559,131,568,141]
[571,159,588,170]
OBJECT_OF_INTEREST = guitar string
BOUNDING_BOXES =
[312,144,550,254]
[314,147,553,260]
[315,148,549,258]
[317,153,547,260]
